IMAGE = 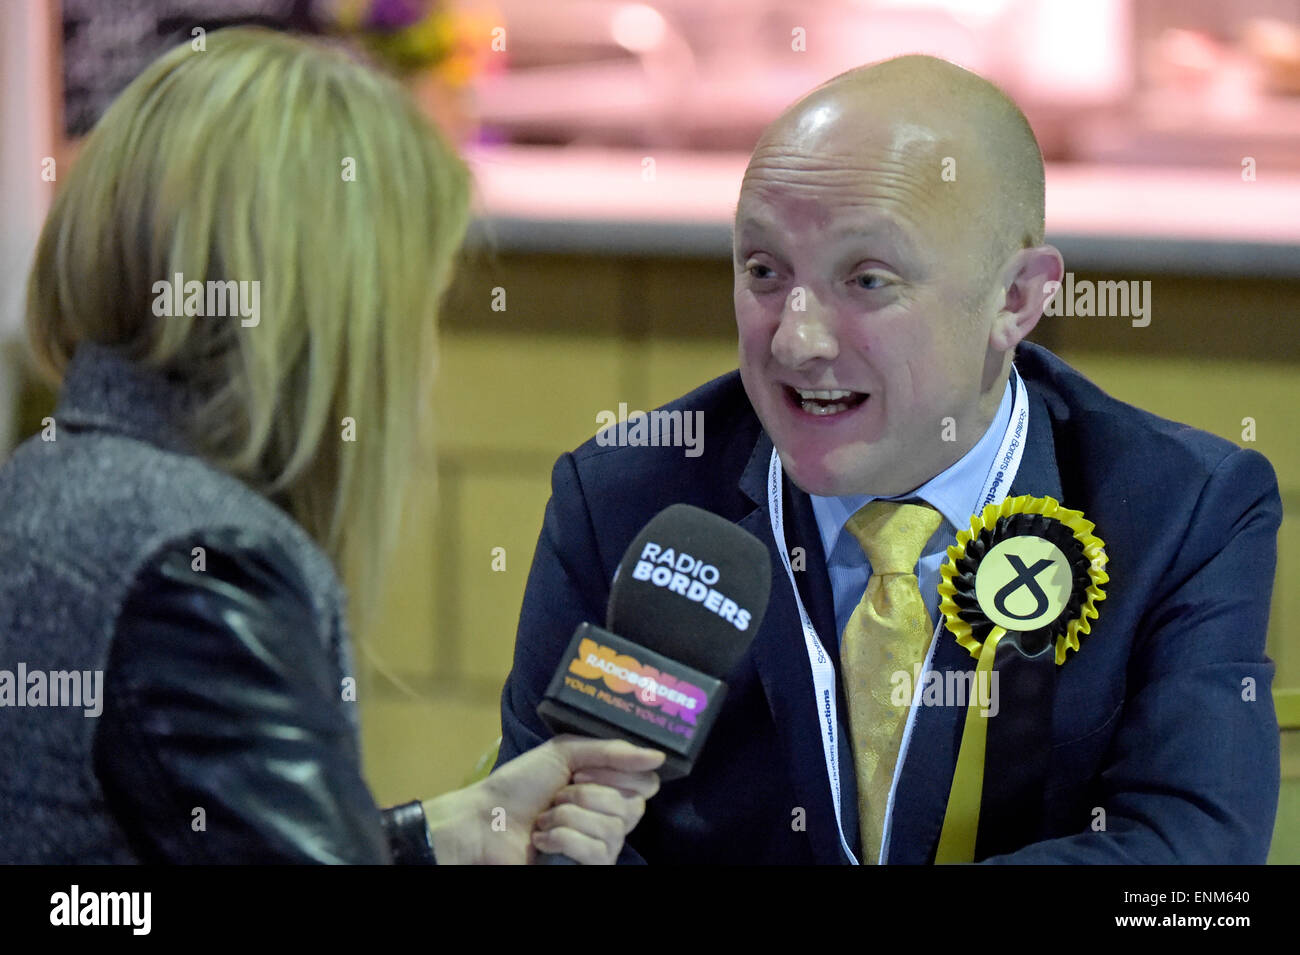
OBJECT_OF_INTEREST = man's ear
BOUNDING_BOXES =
[988,245,1064,351]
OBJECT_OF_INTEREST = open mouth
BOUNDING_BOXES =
[785,386,870,417]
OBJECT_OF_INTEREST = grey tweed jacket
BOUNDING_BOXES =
[0,342,370,862]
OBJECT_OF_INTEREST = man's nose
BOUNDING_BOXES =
[771,287,837,368]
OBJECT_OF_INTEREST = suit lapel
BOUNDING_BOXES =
[737,432,849,864]
[886,369,1065,864]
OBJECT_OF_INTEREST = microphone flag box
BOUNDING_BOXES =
[538,623,727,780]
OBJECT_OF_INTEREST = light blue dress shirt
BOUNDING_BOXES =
[808,374,1015,860]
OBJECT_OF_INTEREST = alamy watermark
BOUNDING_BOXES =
[891,664,999,717]
[0,664,102,717]
[1043,273,1151,327]
[50,885,150,935]
[152,272,260,327]
[595,404,704,458]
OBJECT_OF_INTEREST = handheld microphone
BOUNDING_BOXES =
[535,504,771,862]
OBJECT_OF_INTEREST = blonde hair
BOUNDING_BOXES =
[27,27,470,628]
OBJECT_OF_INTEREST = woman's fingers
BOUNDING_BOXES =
[525,744,662,864]
[552,783,647,833]
[548,736,666,774]
[569,766,661,799]
[533,799,632,865]
[532,826,616,865]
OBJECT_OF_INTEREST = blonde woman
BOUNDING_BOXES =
[0,27,661,864]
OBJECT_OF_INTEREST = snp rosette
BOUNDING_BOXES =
[937,494,1108,665]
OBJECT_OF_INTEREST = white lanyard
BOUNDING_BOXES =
[766,367,1029,864]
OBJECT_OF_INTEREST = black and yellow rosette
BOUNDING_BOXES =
[934,494,1108,863]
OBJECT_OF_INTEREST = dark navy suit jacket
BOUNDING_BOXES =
[497,342,1282,863]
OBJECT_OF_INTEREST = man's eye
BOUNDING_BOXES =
[748,264,775,280]
[854,273,887,290]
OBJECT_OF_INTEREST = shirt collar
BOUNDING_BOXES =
[809,374,1016,564]
[53,341,197,455]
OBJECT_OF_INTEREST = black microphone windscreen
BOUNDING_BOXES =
[605,504,770,678]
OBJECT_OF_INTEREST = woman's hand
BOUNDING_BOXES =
[422,736,663,864]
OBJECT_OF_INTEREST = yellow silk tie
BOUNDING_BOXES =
[841,500,943,865]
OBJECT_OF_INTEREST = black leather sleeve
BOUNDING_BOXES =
[93,528,432,864]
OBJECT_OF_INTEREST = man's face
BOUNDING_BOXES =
[734,117,999,498]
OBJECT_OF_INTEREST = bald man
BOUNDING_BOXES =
[498,56,1282,864]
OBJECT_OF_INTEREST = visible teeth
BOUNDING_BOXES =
[801,400,850,415]
[796,388,854,400]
